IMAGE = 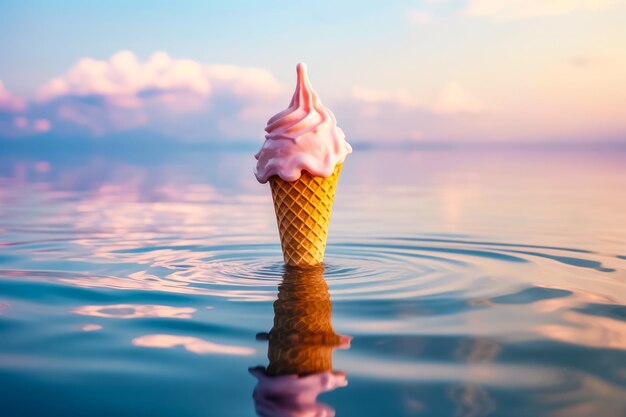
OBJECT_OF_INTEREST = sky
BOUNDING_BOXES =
[1,0,625,145]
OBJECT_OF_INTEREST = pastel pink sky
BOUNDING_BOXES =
[1,0,625,144]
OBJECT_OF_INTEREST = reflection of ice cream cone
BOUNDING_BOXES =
[249,265,350,417]
[267,265,345,375]
[255,63,351,267]
[269,166,341,267]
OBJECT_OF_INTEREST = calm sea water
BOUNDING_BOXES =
[1,148,625,417]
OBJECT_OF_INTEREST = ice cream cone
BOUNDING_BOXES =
[269,165,342,267]
[255,63,351,266]
[266,265,345,375]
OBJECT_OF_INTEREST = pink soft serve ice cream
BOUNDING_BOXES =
[254,63,352,183]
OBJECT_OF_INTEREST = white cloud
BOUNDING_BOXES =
[2,51,494,143]
[0,81,26,112]
[466,0,625,20]
[37,51,211,105]
[433,82,485,114]
[33,50,283,139]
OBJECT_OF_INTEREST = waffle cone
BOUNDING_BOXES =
[269,164,342,266]
[267,265,342,376]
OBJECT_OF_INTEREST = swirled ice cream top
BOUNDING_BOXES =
[254,63,352,183]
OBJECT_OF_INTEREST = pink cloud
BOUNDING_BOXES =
[13,116,28,128]
[332,83,487,141]
[0,81,26,112]
[33,119,51,132]
[9,115,51,135]
[347,83,485,115]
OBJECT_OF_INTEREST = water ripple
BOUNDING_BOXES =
[2,235,623,305]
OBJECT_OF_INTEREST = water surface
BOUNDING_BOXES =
[1,149,625,416]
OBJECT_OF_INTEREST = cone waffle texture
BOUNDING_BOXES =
[267,266,342,376]
[269,164,342,266]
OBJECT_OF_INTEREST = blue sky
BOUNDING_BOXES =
[2,0,625,144]
[1,0,405,94]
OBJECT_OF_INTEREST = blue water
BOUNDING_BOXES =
[1,149,625,416]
